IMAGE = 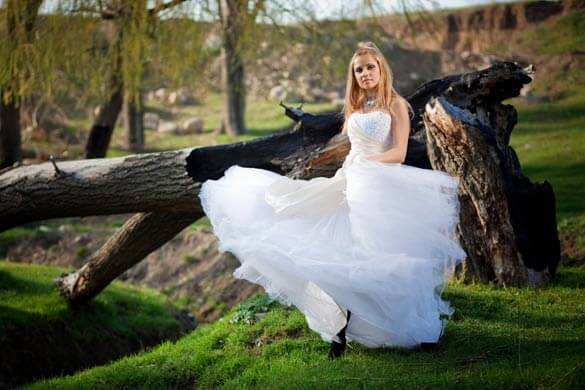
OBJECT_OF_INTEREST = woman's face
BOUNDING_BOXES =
[353,54,381,92]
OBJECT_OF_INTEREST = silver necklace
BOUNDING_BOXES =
[364,97,377,108]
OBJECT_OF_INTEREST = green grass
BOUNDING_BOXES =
[30,266,585,389]
[0,260,181,339]
[188,216,212,232]
[509,89,585,254]
[106,94,339,157]
[516,11,585,97]
[0,260,189,388]
[528,11,585,56]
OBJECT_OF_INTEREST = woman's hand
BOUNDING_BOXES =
[365,149,404,164]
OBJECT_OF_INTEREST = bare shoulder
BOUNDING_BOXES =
[391,97,409,118]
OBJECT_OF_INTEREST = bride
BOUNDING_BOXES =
[199,41,467,358]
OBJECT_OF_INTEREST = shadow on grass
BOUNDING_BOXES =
[550,267,585,289]
[0,262,189,389]
[520,162,585,219]
[0,268,54,299]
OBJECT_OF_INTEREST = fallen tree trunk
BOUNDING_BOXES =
[0,150,201,232]
[0,62,560,305]
[56,211,202,306]
[3,63,490,229]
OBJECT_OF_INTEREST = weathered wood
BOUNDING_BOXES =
[425,98,528,285]
[56,211,202,306]
[0,149,200,232]
[424,97,558,286]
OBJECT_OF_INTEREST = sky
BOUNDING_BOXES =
[311,0,520,20]
[23,0,522,20]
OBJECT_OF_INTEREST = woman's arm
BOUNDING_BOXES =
[365,98,410,164]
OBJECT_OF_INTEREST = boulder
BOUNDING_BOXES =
[144,113,160,129]
[167,91,178,105]
[183,117,204,134]
[154,88,168,102]
[269,85,287,101]
[157,120,179,134]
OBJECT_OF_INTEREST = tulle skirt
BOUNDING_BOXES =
[199,156,466,348]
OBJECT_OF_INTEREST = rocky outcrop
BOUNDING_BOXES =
[381,0,569,53]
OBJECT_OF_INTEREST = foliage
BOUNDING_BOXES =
[229,293,276,325]
[29,266,585,388]
[0,0,211,106]
[529,11,585,56]
[0,1,49,102]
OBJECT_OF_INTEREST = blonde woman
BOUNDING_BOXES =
[199,42,466,358]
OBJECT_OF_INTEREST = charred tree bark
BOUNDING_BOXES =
[124,92,144,152]
[0,150,200,232]
[424,96,559,286]
[56,211,202,306]
[425,98,528,285]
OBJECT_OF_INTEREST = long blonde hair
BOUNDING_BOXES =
[342,42,411,134]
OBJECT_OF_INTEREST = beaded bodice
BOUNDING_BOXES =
[347,111,393,157]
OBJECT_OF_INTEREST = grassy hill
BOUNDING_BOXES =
[0,261,193,388]
[29,266,585,388]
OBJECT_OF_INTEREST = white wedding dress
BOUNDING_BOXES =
[199,111,467,348]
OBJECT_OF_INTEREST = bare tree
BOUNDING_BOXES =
[217,0,265,135]
[84,0,146,158]
[124,91,144,152]
[0,0,43,169]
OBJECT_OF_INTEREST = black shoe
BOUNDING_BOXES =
[420,342,439,352]
[420,321,445,352]
[328,310,351,359]
[328,339,345,359]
